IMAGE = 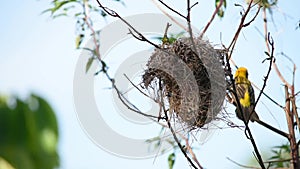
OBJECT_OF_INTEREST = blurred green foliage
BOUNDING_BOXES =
[0,94,59,169]
[153,32,186,45]
[268,143,291,168]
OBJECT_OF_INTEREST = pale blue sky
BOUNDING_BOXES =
[1,0,300,169]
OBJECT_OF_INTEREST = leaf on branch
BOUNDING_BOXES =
[168,153,176,169]
[42,0,78,16]
[153,32,185,44]
[215,0,227,18]
[86,57,94,73]
[100,10,107,17]
[264,51,270,57]
[75,34,84,49]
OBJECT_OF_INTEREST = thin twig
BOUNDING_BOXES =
[225,47,266,169]
[96,0,161,49]
[200,0,224,38]
[150,0,189,31]
[227,157,260,169]
[227,0,258,59]
[123,74,157,102]
[83,0,100,60]
[252,83,285,109]
[111,77,160,119]
[279,51,300,132]
[179,133,203,169]
[243,6,261,27]
[84,1,162,121]
[251,33,274,119]
[262,8,292,90]
[158,80,199,169]
[157,0,187,19]
[186,0,197,56]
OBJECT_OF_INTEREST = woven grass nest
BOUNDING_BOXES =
[142,37,225,129]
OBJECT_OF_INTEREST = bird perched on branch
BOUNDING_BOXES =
[232,67,289,138]
[234,67,259,123]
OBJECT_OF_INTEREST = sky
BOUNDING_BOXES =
[1,0,300,169]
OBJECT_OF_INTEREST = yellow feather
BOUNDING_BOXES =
[239,91,251,107]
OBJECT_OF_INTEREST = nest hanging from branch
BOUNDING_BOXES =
[142,37,225,129]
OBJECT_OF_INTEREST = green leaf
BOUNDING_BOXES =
[217,9,224,18]
[0,94,59,169]
[168,153,176,169]
[153,31,185,44]
[215,0,226,18]
[100,10,107,17]
[42,0,78,16]
[86,57,94,73]
[52,13,68,19]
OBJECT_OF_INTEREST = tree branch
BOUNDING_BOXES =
[150,0,189,32]
[96,0,161,49]
[200,0,224,38]
[158,80,199,169]
[225,48,266,169]
[262,8,293,90]
[284,85,299,168]
[157,0,187,19]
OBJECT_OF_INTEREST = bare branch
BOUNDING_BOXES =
[157,0,187,19]
[200,0,224,38]
[225,46,266,169]
[186,0,197,55]
[252,33,274,115]
[284,85,299,168]
[83,0,100,60]
[227,157,260,169]
[227,0,258,59]
[243,6,261,27]
[252,83,285,109]
[262,8,293,90]
[179,134,203,169]
[291,96,300,133]
[158,80,199,169]
[96,0,161,49]
[150,0,189,31]
[123,74,156,102]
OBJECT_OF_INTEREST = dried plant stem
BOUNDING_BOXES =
[262,8,292,90]
[284,86,299,168]
[179,133,203,169]
[83,1,100,60]
[262,7,299,168]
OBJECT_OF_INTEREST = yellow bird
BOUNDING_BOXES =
[234,67,259,123]
[232,67,289,138]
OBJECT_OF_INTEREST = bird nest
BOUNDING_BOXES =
[142,37,225,129]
